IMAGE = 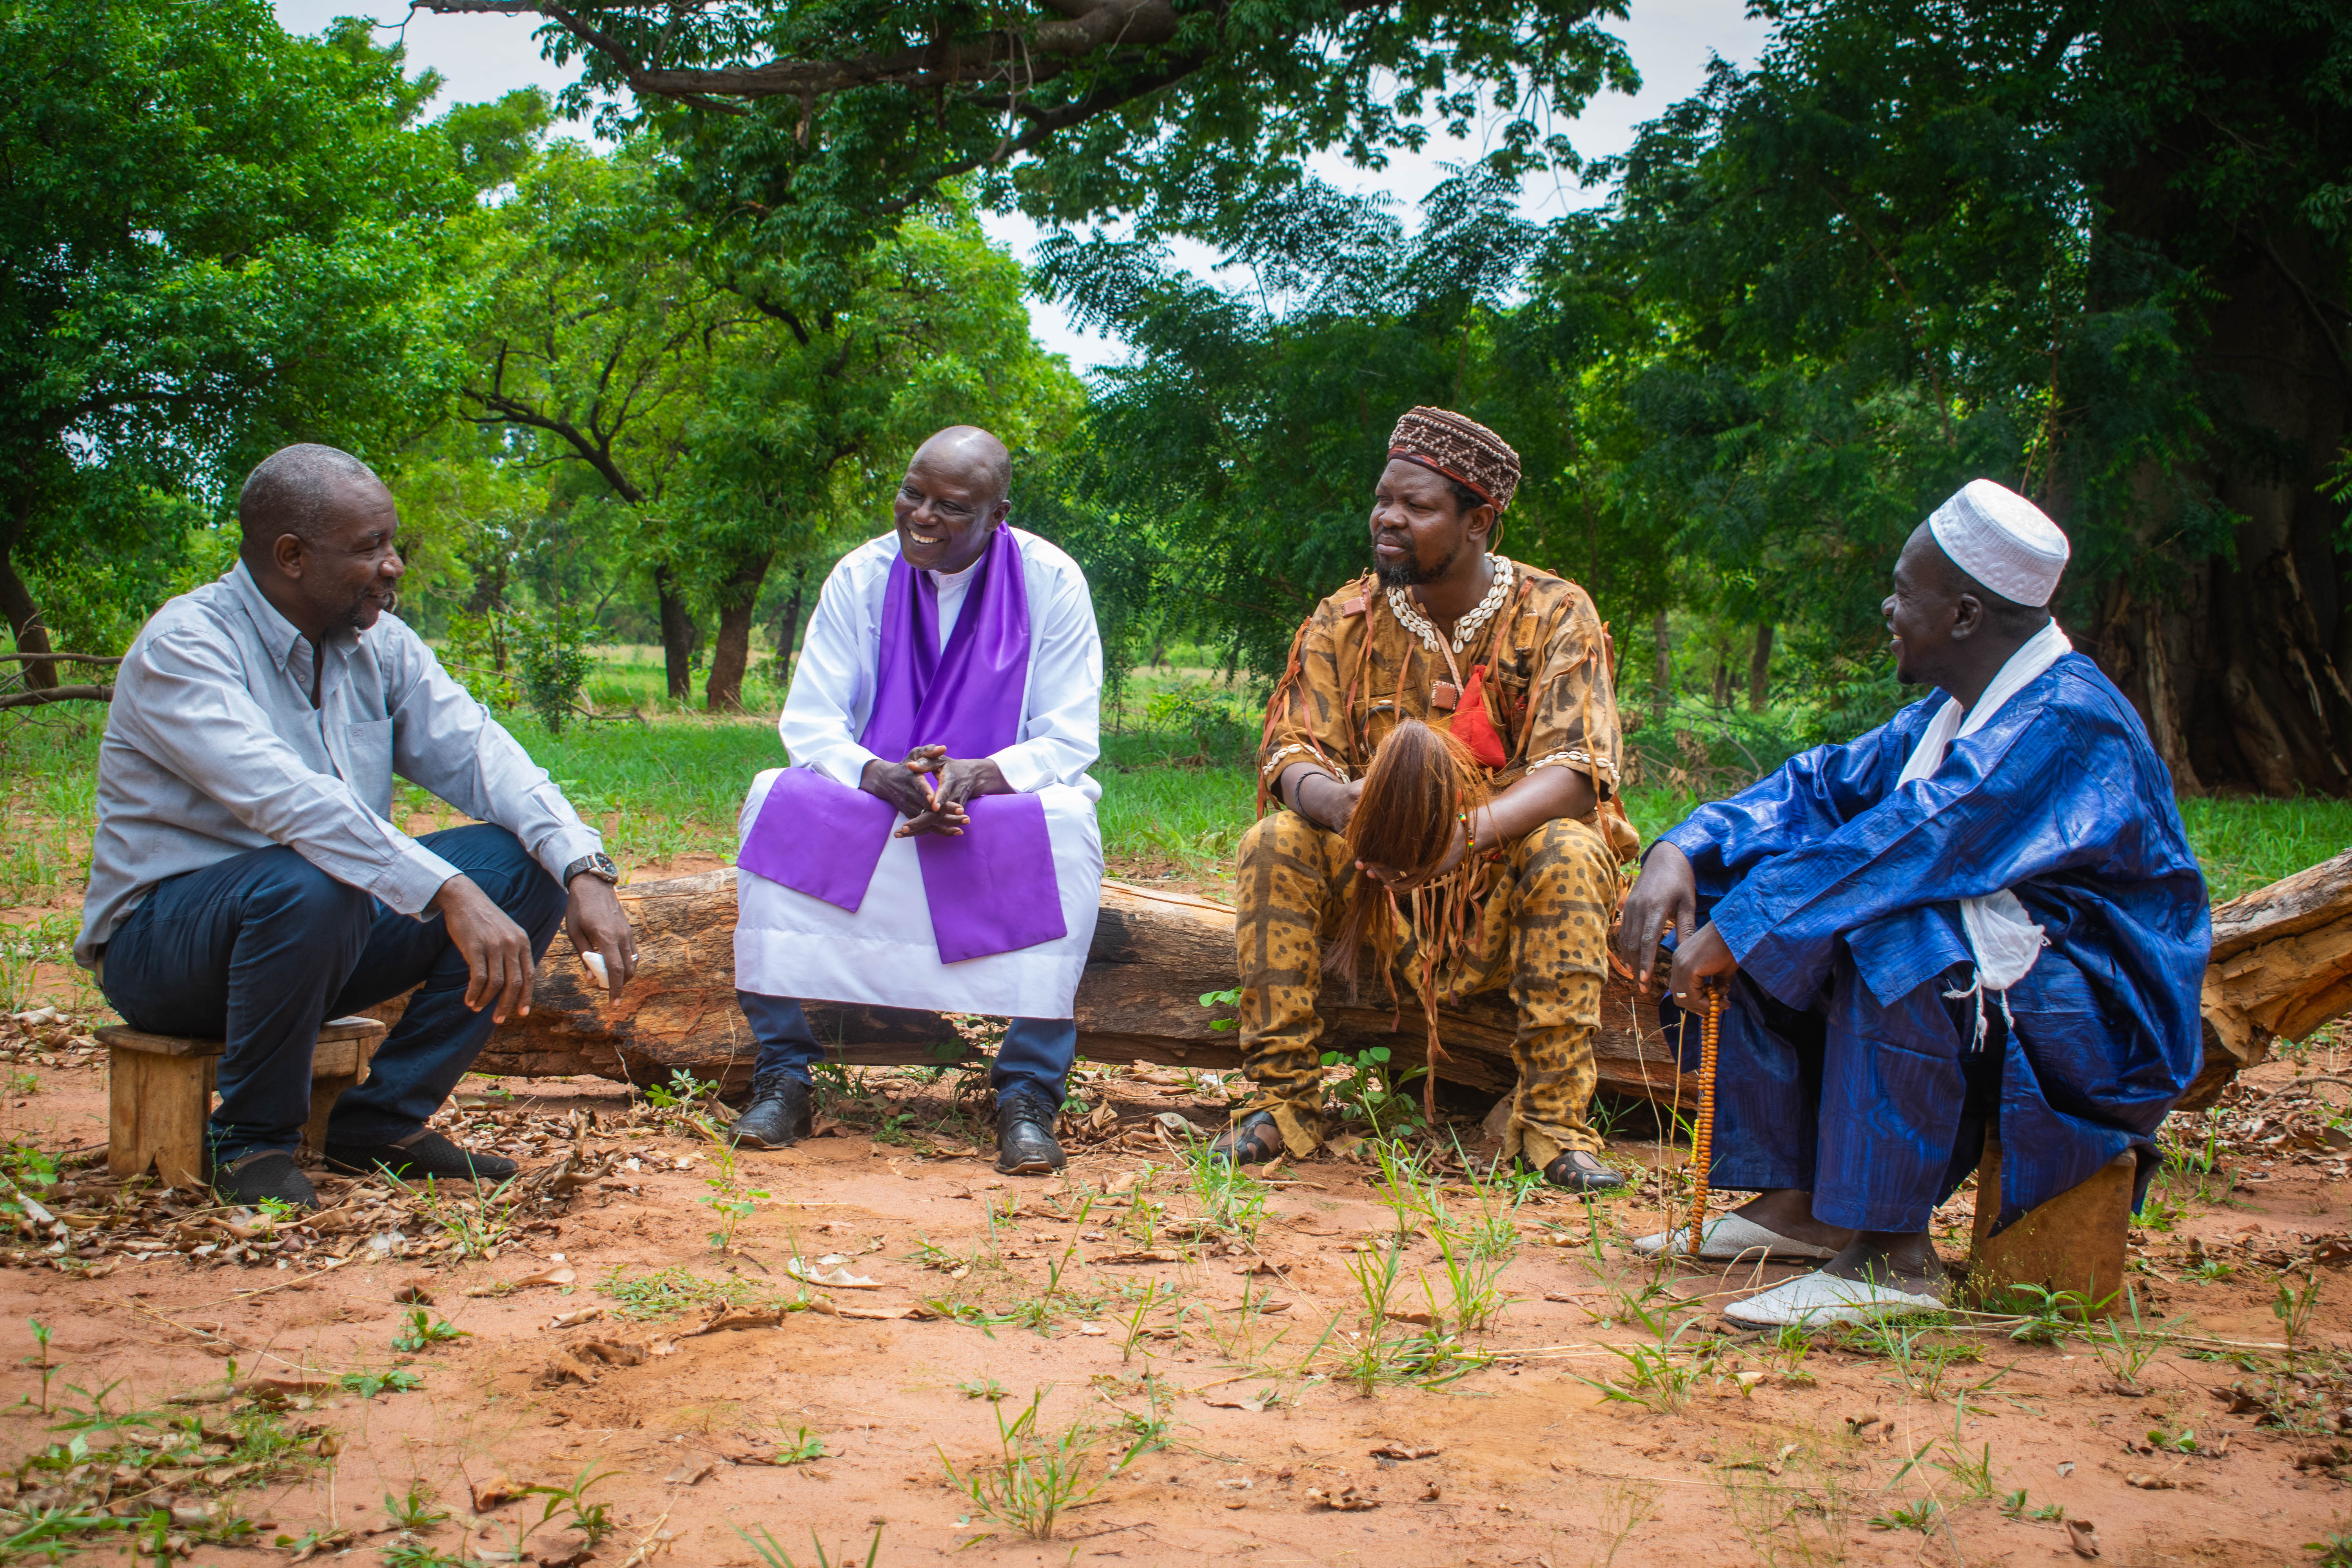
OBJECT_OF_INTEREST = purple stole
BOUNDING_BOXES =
[736,524,1067,963]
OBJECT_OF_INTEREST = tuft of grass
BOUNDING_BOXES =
[735,1521,884,1568]
[937,1386,1151,1541]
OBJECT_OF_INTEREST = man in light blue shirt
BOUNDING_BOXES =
[79,444,639,1209]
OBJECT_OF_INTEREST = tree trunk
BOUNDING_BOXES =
[0,494,56,691]
[704,549,773,713]
[2080,27,2352,796]
[653,563,695,703]
[1748,623,1773,712]
[1650,609,1671,718]
[768,564,808,673]
[1710,657,1731,709]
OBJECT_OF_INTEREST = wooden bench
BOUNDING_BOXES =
[97,1016,388,1189]
[1965,1136,2140,1316]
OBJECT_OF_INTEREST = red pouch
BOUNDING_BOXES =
[1450,664,1509,769]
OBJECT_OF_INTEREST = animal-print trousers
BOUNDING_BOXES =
[1229,809,1620,1167]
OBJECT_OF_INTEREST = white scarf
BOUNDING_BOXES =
[1893,619,2072,1045]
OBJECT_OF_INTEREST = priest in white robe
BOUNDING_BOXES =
[727,425,1105,1174]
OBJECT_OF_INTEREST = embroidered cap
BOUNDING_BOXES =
[1388,407,1521,514]
[1927,479,2070,608]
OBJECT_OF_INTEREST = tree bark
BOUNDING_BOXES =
[653,563,695,703]
[1650,609,1671,718]
[2080,26,2352,796]
[705,550,774,713]
[1749,623,1773,712]
[0,494,56,691]
[768,564,808,674]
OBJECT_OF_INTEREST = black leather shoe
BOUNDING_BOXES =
[1541,1149,1627,1193]
[994,1087,1066,1176]
[728,1072,814,1149]
[215,1151,318,1210]
[1208,1110,1285,1167]
[325,1130,518,1183]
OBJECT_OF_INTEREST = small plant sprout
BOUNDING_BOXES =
[775,1425,827,1465]
[1198,988,1241,1031]
[2088,1286,2172,1390]
[339,1368,423,1399]
[509,1465,623,1557]
[958,1377,1009,1401]
[18,1318,57,1414]
[383,1481,450,1532]
[2278,1270,2323,1357]
[1870,1497,1943,1534]
[390,1309,468,1354]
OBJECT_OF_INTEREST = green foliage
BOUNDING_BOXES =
[542,3,1635,277]
[0,0,472,655]
[1318,1045,1426,1140]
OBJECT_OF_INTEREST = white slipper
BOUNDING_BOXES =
[1629,1212,1838,1262]
[1722,1270,1947,1328]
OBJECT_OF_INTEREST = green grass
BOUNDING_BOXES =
[2,667,2345,902]
[2176,795,2352,903]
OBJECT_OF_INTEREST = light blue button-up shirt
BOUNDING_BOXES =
[75,561,603,966]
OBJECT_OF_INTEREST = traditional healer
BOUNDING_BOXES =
[728,425,1104,1175]
[1616,480,2208,1326]
[1215,407,1639,1190]
[77,443,639,1210]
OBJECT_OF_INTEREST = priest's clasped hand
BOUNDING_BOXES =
[860,745,1013,838]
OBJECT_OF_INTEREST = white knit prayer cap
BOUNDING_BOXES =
[1926,479,2070,608]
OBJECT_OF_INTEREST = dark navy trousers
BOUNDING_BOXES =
[98,825,565,1164]
[735,990,1075,1106]
[1662,958,2001,1234]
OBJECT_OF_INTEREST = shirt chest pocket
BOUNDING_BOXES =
[340,718,396,820]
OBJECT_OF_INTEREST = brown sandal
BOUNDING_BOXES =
[1208,1111,1287,1167]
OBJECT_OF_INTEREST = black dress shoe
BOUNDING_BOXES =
[215,1151,318,1210]
[1207,1110,1285,1167]
[1541,1148,1627,1193]
[994,1087,1066,1175]
[325,1130,519,1183]
[728,1072,814,1149]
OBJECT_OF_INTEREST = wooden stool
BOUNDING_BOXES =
[98,1016,387,1189]
[1965,1134,2139,1317]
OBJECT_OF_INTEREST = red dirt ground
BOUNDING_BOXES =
[0,1033,2348,1567]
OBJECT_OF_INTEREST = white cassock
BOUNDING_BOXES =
[733,527,1105,1018]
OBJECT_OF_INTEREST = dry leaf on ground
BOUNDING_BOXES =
[784,1258,882,1289]
[2067,1520,2101,1558]
[1370,1443,1440,1460]
[1307,1486,1378,1511]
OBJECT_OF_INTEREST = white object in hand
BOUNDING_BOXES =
[582,951,609,986]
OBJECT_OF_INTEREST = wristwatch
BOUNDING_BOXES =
[563,851,620,887]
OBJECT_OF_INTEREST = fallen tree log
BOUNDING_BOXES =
[373,856,2306,1117]
[385,871,1697,1110]
[2187,847,2352,1109]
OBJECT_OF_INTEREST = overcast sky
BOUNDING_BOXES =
[272,2,1772,371]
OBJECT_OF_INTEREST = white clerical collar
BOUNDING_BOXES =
[927,554,985,591]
